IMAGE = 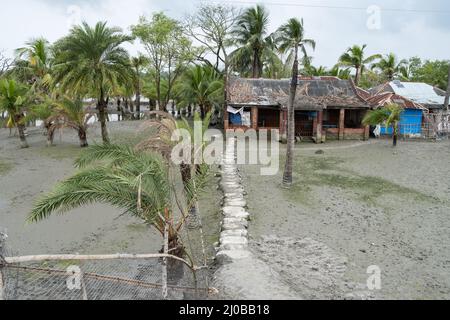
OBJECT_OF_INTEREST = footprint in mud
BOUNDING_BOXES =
[251,235,377,300]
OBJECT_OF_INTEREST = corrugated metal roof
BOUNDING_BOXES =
[389,81,447,106]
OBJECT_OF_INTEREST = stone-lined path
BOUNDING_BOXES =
[213,138,299,299]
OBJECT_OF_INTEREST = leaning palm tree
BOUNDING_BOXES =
[339,44,381,85]
[52,22,132,143]
[371,53,407,81]
[46,98,94,147]
[28,144,186,256]
[275,17,315,187]
[230,5,275,78]
[363,103,403,147]
[0,79,31,148]
[175,65,223,119]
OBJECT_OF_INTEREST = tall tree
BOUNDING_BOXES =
[230,4,276,78]
[0,79,31,148]
[52,22,132,144]
[185,4,239,117]
[132,13,194,113]
[0,50,13,78]
[339,44,381,85]
[131,55,148,119]
[371,53,407,81]
[275,18,315,187]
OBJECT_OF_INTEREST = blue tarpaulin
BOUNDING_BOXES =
[380,109,423,135]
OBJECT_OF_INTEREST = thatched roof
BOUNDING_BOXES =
[228,77,370,110]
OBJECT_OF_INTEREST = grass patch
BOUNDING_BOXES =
[286,154,433,207]
[37,145,83,160]
[0,160,13,175]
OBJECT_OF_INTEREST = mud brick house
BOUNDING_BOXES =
[225,76,371,142]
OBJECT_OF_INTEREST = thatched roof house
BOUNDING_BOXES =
[225,77,371,142]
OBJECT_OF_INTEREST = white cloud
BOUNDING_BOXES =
[0,0,449,67]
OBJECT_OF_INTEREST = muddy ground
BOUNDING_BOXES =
[0,122,221,264]
[240,139,450,300]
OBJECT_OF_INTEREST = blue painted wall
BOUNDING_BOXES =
[380,109,423,135]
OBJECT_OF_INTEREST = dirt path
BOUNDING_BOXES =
[240,139,450,300]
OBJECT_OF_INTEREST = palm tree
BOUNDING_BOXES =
[131,55,148,119]
[275,18,315,187]
[363,103,403,147]
[230,5,274,78]
[52,22,132,144]
[339,44,381,85]
[371,53,407,81]
[136,111,212,226]
[175,65,223,119]
[0,79,30,148]
[15,38,53,89]
[28,144,184,256]
[47,98,94,147]
[329,65,351,80]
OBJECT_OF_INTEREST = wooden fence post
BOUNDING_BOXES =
[162,223,169,300]
[0,232,7,301]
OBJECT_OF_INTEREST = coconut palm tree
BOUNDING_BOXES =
[230,5,276,78]
[52,22,132,144]
[371,53,407,81]
[275,17,315,187]
[329,65,351,80]
[338,44,381,85]
[363,103,403,147]
[28,144,185,255]
[131,55,148,119]
[0,79,31,148]
[15,38,53,89]
[175,65,223,119]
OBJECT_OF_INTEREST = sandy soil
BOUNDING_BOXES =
[240,139,450,300]
[0,122,220,262]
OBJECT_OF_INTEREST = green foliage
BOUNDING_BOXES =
[230,4,278,78]
[132,12,195,109]
[0,79,30,117]
[363,103,403,135]
[371,53,407,81]
[338,44,381,84]
[52,22,132,98]
[174,65,223,116]
[29,144,171,225]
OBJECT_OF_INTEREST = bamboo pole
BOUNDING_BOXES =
[162,223,169,300]
[4,253,192,269]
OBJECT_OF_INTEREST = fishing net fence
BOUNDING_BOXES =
[0,231,213,300]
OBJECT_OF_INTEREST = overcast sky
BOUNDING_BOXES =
[1,0,449,68]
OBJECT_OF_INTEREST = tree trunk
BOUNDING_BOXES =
[78,128,89,148]
[199,104,205,120]
[135,90,141,120]
[393,122,398,147]
[47,129,54,147]
[355,66,361,86]
[14,114,28,149]
[444,65,450,111]
[97,93,110,144]
[282,46,298,187]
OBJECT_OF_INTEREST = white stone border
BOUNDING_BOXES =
[216,138,251,263]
